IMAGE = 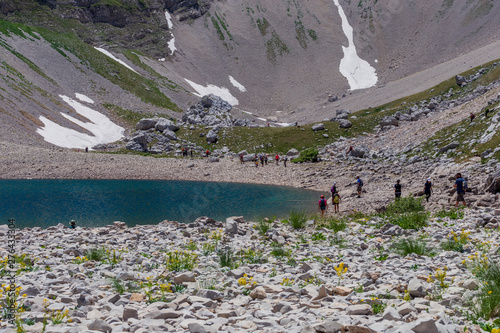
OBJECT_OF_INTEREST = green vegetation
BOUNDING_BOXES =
[104,104,158,126]
[295,20,307,49]
[434,206,465,220]
[266,32,289,64]
[465,257,500,322]
[385,196,425,215]
[288,211,307,229]
[317,216,347,233]
[392,237,435,256]
[292,148,318,163]
[218,248,235,268]
[307,29,318,41]
[256,218,272,235]
[256,18,270,36]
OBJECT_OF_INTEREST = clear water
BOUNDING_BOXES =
[0,180,321,228]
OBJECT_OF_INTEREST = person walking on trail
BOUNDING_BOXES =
[332,191,341,213]
[424,178,432,202]
[264,155,268,165]
[275,154,280,165]
[394,180,402,199]
[318,195,328,217]
[206,149,210,157]
[255,158,259,168]
[470,113,475,122]
[485,107,490,118]
[356,176,363,198]
[260,155,264,167]
[330,182,338,198]
[283,157,288,167]
[240,154,244,164]
[454,173,467,207]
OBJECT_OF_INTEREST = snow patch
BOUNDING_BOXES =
[95,47,138,73]
[241,111,253,115]
[75,93,94,104]
[478,121,500,144]
[36,95,124,150]
[332,0,378,90]
[184,78,239,106]
[229,76,247,92]
[257,117,266,121]
[165,11,176,55]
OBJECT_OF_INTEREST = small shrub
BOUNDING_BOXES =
[292,148,318,163]
[270,243,291,258]
[164,250,198,272]
[325,217,347,233]
[389,212,429,230]
[392,237,435,257]
[218,248,235,268]
[385,196,425,215]
[289,211,307,229]
[110,278,125,294]
[85,247,107,261]
[434,206,465,220]
[465,257,500,321]
[255,219,272,235]
[330,234,347,248]
[311,232,326,242]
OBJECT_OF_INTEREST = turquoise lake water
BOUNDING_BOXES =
[0,180,321,228]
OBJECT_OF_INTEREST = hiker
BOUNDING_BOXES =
[347,146,353,155]
[356,176,363,198]
[260,155,264,167]
[240,154,244,164]
[332,191,341,213]
[470,113,475,122]
[485,107,490,118]
[424,178,432,202]
[255,158,259,168]
[190,150,193,157]
[454,173,467,207]
[206,149,210,157]
[275,154,279,165]
[330,182,338,197]
[85,147,88,153]
[283,156,288,167]
[394,180,402,199]
[318,195,328,217]
[264,155,268,165]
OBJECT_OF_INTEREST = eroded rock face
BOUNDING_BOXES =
[164,0,213,21]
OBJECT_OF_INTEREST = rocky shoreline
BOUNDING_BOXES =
[1,207,500,333]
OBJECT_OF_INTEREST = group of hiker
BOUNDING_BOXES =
[318,173,468,215]
[240,153,288,168]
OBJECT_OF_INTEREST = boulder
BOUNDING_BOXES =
[312,123,325,131]
[338,120,352,128]
[328,95,338,102]
[485,169,500,194]
[349,146,369,158]
[438,143,459,153]
[163,129,178,141]
[155,118,179,132]
[87,319,112,332]
[200,95,213,108]
[380,116,399,127]
[287,148,300,156]
[136,118,159,130]
[225,218,238,234]
[206,130,218,143]
[125,133,147,152]
[455,75,466,86]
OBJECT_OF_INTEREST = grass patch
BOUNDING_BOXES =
[392,237,435,256]
[389,212,429,230]
[289,211,307,229]
[104,104,159,127]
[466,259,500,322]
[255,218,272,235]
[385,196,425,215]
[85,247,107,261]
[317,216,347,233]
[434,206,465,220]
[270,243,291,258]
[292,148,318,163]
[218,248,235,268]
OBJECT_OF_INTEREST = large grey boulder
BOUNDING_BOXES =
[455,75,466,86]
[155,118,179,132]
[438,142,459,153]
[408,278,429,297]
[88,319,112,332]
[485,169,500,194]
[163,129,178,141]
[125,133,147,152]
[287,148,299,156]
[349,146,369,158]
[206,130,218,143]
[136,118,158,130]
[312,123,325,131]
[380,116,399,127]
[338,120,352,128]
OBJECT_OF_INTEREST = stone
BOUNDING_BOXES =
[249,286,267,299]
[313,320,343,333]
[340,325,374,333]
[227,269,245,279]
[206,130,218,143]
[87,319,112,332]
[333,286,352,296]
[438,143,459,153]
[380,116,399,127]
[196,289,223,300]
[408,278,429,297]
[225,218,238,234]
[123,306,138,321]
[382,306,401,321]
[188,322,208,333]
[397,302,417,315]
[173,272,196,284]
[155,118,179,132]
[485,169,500,194]
[312,123,325,131]
[126,133,147,152]
[455,75,466,86]
[462,279,479,290]
[163,129,178,141]
[129,293,146,302]
[287,148,300,156]
[345,304,372,315]
[116,271,135,281]
[408,317,439,333]
[328,95,338,102]
[144,309,182,319]
[136,118,158,130]
[338,119,352,128]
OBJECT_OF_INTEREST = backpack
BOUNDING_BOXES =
[319,199,326,207]
[463,179,468,191]
[331,186,337,193]
[333,193,340,204]
[358,179,363,186]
